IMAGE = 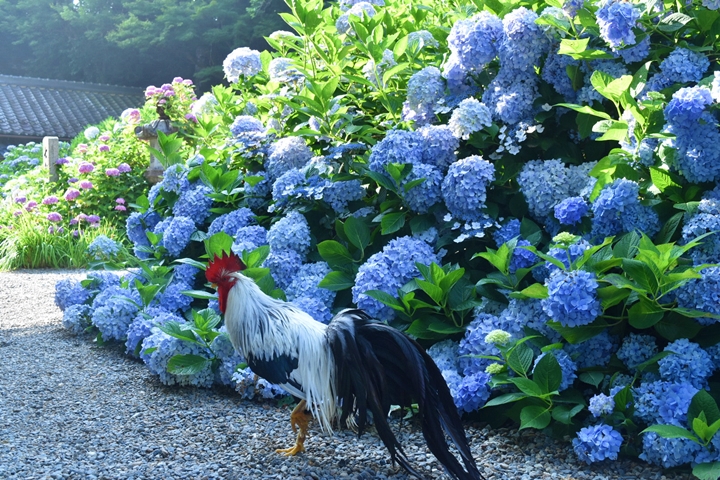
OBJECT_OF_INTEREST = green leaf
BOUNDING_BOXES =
[483,392,528,407]
[579,371,605,387]
[158,321,201,344]
[343,216,370,251]
[507,342,534,377]
[548,318,609,344]
[365,289,404,310]
[519,405,551,430]
[689,390,720,427]
[641,424,700,443]
[380,212,406,234]
[180,289,217,301]
[167,354,211,375]
[554,103,612,120]
[205,232,234,258]
[650,167,681,193]
[628,296,666,329]
[427,321,466,335]
[552,404,584,424]
[597,285,631,309]
[510,283,548,300]
[393,34,408,58]
[594,120,629,142]
[317,240,354,269]
[533,351,562,394]
[416,279,444,304]
[509,377,544,397]
[693,462,720,480]
[318,271,355,291]
[654,314,702,341]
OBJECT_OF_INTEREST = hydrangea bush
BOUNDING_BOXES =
[56,0,720,475]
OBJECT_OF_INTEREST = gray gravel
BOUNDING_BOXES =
[0,270,695,480]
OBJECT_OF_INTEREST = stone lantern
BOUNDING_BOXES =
[134,113,177,184]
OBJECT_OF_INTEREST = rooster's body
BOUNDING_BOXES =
[207,252,483,480]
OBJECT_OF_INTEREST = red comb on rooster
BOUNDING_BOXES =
[206,250,484,480]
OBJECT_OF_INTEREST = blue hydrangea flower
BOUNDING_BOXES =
[161,216,196,257]
[125,308,182,357]
[285,262,335,307]
[323,179,365,213]
[633,380,699,425]
[659,339,715,389]
[290,296,333,323]
[156,281,194,313]
[417,125,458,172]
[442,156,495,222]
[427,340,460,373]
[541,239,592,280]
[447,12,504,72]
[498,7,550,72]
[336,2,376,36]
[264,248,303,290]
[141,326,214,387]
[554,196,589,225]
[352,236,439,321]
[517,159,571,220]
[367,129,423,173]
[402,66,444,125]
[453,372,492,413]
[588,393,615,417]
[62,304,92,335]
[617,35,650,64]
[402,163,443,214]
[616,333,658,371]
[563,0,585,17]
[542,269,601,327]
[482,69,539,125]
[533,349,577,391]
[651,48,710,90]
[173,264,199,286]
[595,0,641,48]
[665,86,713,125]
[493,219,522,246]
[448,98,493,140]
[266,137,313,181]
[458,313,504,376]
[542,48,580,101]
[223,47,262,83]
[91,285,141,341]
[207,207,256,236]
[268,57,303,83]
[577,60,629,105]
[267,210,311,259]
[230,115,264,137]
[233,366,288,399]
[55,278,92,311]
[232,225,268,255]
[590,178,641,239]
[85,271,121,291]
[88,235,121,260]
[407,30,439,50]
[499,297,561,343]
[640,433,703,469]
[622,203,660,238]
[663,111,720,184]
[126,211,161,257]
[676,266,720,320]
[172,184,213,225]
[272,168,307,206]
[159,164,191,194]
[573,424,623,464]
[564,330,617,369]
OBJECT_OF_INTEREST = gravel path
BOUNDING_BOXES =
[0,270,694,480]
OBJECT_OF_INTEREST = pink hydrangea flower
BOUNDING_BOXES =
[72,230,79,238]
[47,212,62,222]
[80,180,93,190]
[77,144,88,153]
[183,79,194,85]
[42,196,59,205]
[26,201,38,210]
[99,145,110,152]
[114,205,127,212]
[64,189,80,201]
[99,134,110,142]
[115,198,125,204]
[185,113,197,122]
[173,76,184,83]
[117,163,131,173]
[121,108,141,124]
[87,214,100,224]
[105,168,120,177]
[78,162,94,174]
[56,157,69,165]
[74,213,88,224]
[13,210,23,217]
[145,85,159,97]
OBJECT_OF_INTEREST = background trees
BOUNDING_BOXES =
[0,0,288,90]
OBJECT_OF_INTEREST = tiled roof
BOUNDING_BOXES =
[0,75,143,140]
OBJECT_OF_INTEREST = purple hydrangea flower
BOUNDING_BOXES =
[105,168,120,177]
[47,212,62,222]
[78,162,94,174]
[42,196,59,205]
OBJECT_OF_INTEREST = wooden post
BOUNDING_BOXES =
[43,136,59,182]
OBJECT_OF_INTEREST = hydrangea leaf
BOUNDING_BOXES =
[692,462,720,480]
[533,352,562,394]
[380,212,406,234]
[551,404,583,425]
[343,216,370,251]
[483,392,527,407]
[167,354,211,375]
[318,271,355,291]
[519,405,551,430]
[653,313,702,341]
[509,377,544,397]
[641,424,700,443]
[688,390,720,428]
[578,371,605,387]
[317,240,354,269]
[507,342,534,377]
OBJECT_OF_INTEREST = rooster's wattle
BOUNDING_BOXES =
[206,251,484,480]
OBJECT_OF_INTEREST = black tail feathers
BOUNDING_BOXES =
[326,309,484,480]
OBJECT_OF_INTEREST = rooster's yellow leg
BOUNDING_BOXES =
[276,399,312,456]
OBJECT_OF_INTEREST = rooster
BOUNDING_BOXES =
[206,251,484,480]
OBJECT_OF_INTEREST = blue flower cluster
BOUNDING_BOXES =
[222,47,262,83]
[591,178,658,240]
[572,424,623,464]
[633,380,698,426]
[267,210,311,259]
[453,372,492,413]
[497,7,549,73]
[126,211,161,258]
[542,48,580,101]
[616,333,657,371]
[55,278,92,311]
[368,129,424,173]
[141,326,214,388]
[595,0,641,48]
[266,137,313,181]
[323,179,365,213]
[658,338,715,389]
[285,262,334,307]
[230,115,264,137]
[482,69,539,126]
[517,159,572,221]
[352,236,439,320]
[91,285,141,341]
[588,393,615,417]
[441,155,495,222]
[447,12,503,74]
[418,125,458,171]
[207,207,256,236]
[263,248,303,290]
[173,184,214,225]
[458,313,504,375]
[125,308,183,357]
[158,164,191,194]
[160,216,196,257]
[542,269,601,327]
[448,98,493,140]
[640,433,703,469]
[87,235,121,260]
[232,225,268,255]
[564,330,617,369]
[402,66,444,125]
[646,47,710,91]
[554,196,588,225]
[676,266,720,319]
[62,304,93,335]
[402,163,443,214]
